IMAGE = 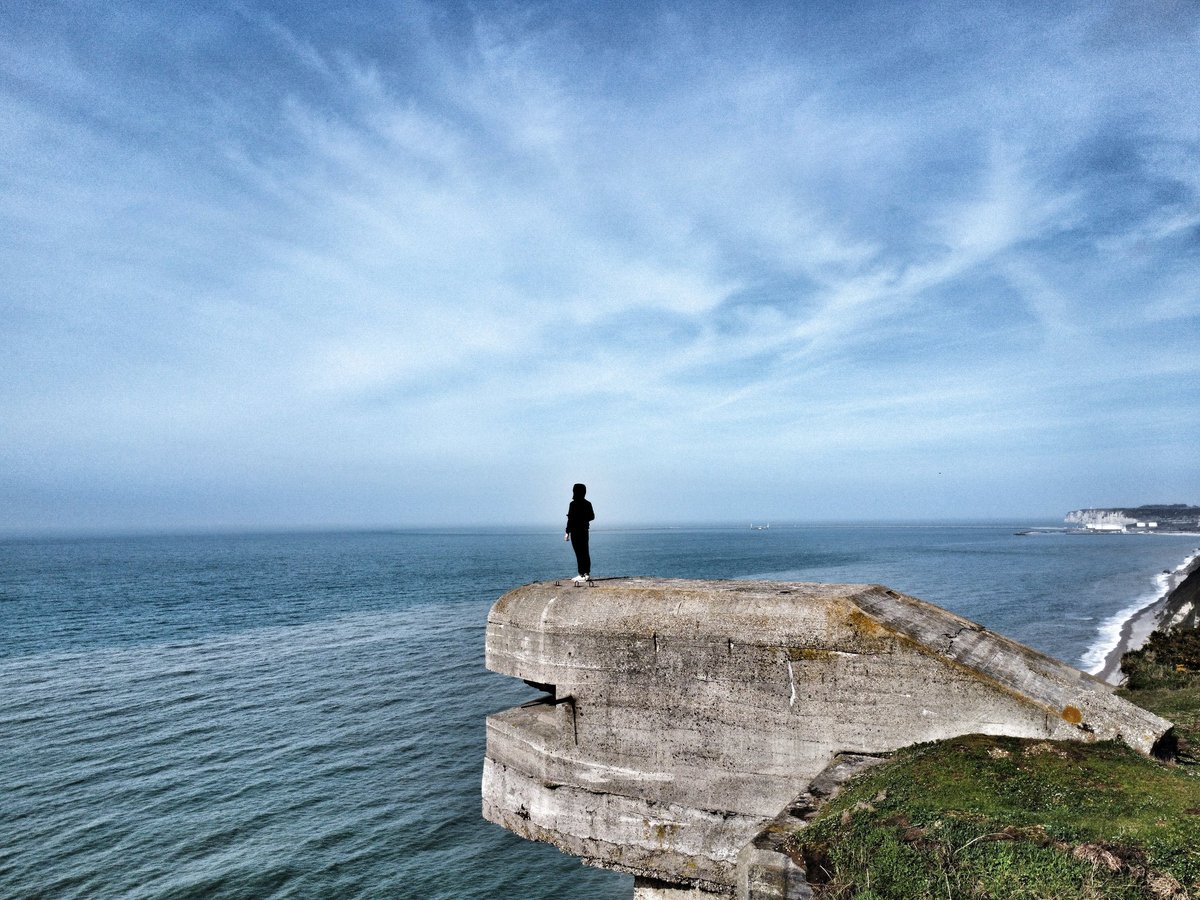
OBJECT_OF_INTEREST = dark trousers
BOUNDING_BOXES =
[570,530,590,576]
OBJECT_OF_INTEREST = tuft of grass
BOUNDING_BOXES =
[793,734,1200,899]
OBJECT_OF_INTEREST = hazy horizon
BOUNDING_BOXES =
[3,1,1197,533]
[5,511,1191,541]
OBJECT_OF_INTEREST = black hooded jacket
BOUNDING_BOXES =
[566,486,595,534]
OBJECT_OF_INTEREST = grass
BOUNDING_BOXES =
[793,734,1200,899]
[1119,629,1200,759]
[1119,686,1200,760]
[792,620,1200,898]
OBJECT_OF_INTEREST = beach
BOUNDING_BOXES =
[1096,549,1200,684]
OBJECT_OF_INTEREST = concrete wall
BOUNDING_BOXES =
[482,578,1170,895]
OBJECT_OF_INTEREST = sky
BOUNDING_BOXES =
[1,0,1198,532]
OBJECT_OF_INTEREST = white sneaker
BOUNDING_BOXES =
[572,575,586,583]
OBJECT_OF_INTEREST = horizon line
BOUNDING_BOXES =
[0,515,1081,541]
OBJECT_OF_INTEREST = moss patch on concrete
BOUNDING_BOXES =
[793,734,1200,899]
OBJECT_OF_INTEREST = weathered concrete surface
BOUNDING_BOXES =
[735,753,888,900]
[735,808,812,900]
[482,578,1171,895]
[634,877,716,899]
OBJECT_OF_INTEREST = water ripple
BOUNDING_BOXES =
[7,528,1195,898]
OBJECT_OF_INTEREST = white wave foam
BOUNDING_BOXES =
[1081,551,1200,674]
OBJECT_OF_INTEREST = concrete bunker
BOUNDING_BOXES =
[482,578,1171,898]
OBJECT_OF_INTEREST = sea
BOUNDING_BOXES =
[3,523,1199,899]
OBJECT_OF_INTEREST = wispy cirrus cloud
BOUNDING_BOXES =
[1,0,1197,529]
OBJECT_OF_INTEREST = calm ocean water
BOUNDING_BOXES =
[2,524,1198,899]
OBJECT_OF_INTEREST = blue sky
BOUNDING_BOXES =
[2,0,1197,531]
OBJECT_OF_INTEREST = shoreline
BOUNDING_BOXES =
[1096,551,1200,685]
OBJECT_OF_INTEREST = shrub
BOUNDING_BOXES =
[1122,628,1200,691]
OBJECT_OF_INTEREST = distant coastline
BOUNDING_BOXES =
[1065,504,1200,534]
[1096,551,1200,685]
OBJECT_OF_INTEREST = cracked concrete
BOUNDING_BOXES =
[482,578,1171,897]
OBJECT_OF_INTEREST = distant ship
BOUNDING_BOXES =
[750,523,770,530]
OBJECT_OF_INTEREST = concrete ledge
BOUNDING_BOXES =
[483,755,756,891]
[634,877,720,899]
[482,578,1172,893]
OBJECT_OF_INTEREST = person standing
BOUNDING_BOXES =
[565,483,595,583]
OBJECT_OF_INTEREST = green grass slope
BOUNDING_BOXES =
[792,580,1200,898]
[793,734,1200,899]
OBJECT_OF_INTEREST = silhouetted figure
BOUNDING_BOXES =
[565,483,595,583]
